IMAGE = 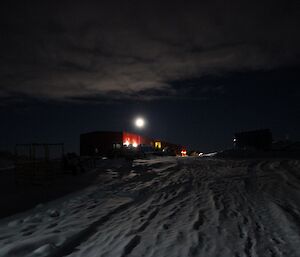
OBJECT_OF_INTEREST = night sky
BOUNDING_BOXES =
[0,1,299,152]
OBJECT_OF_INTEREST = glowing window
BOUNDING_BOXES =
[155,141,161,149]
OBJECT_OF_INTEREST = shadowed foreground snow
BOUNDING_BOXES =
[1,157,300,257]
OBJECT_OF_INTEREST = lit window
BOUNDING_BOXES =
[155,142,161,149]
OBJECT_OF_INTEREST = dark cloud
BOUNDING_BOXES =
[0,0,299,102]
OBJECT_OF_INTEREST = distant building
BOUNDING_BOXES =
[234,129,273,150]
[152,139,185,156]
[80,131,184,156]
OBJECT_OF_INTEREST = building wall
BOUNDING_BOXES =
[80,131,123,156]
[80,131,185,156]
[122,132,153,146]
[122,132,141,146]
[153,139,184,155]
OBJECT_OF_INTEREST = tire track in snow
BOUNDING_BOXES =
[64,161,189,257]
[48,180,168,257]
[240,161,280,257]
[3,157,300,257]
[48,199,136,257]
[121,235,141,257]
[241,160,300,257]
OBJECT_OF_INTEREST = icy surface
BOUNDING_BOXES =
[1,157,300,257]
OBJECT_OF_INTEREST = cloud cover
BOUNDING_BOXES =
[0,0,299,102]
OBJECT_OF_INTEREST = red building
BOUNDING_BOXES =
[122,132,152,147]
[80,131,184,156]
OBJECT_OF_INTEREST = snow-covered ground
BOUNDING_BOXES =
[1,157,300,257]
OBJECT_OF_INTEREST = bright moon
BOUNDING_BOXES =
[135,117,145,128]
